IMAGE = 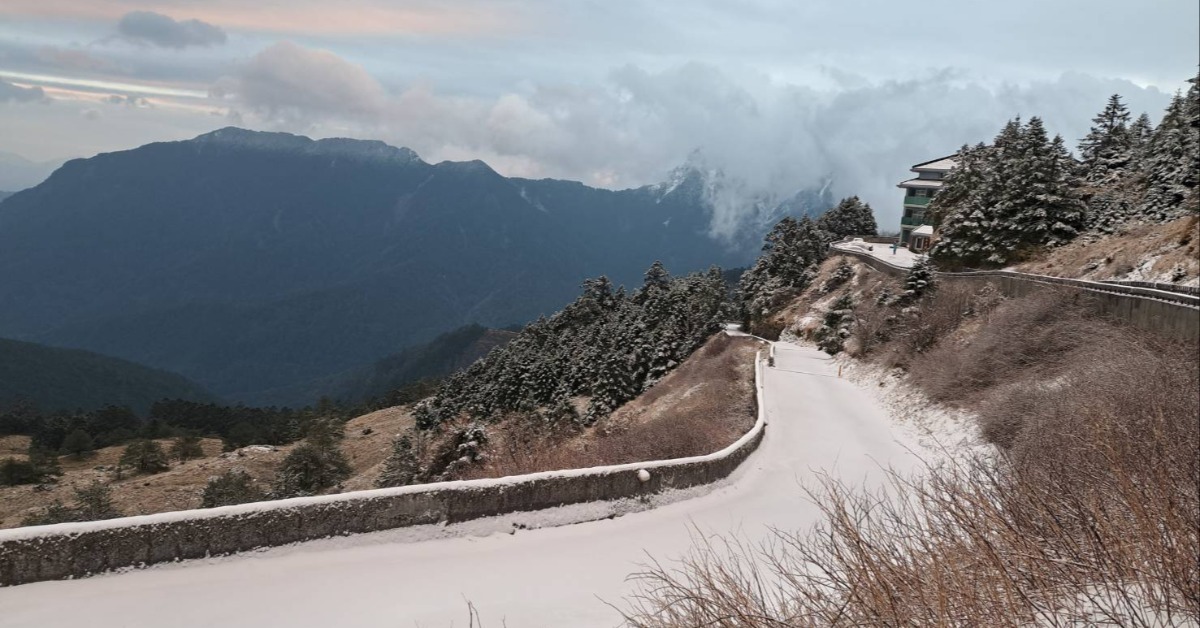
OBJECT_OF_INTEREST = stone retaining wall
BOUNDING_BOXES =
[0,353,769,587]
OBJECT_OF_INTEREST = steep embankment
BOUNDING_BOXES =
[1012,215,1199,285]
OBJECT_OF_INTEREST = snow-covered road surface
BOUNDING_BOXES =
[0,344,924,627]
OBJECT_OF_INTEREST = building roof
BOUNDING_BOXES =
[911,155,957,172]
[896,177,943,189]
[913,225,934,236]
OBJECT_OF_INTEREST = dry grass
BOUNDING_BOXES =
[461,333,761,479]
[621,282,1199,627]
[0,407,414,527]
[1014,215,1200,284]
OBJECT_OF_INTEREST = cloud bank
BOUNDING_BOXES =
[116,11,227,49]
[211,43,1175,230]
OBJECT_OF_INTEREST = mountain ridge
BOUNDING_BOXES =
[0,128,833,405]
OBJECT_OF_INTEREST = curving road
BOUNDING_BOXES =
[0,343,924,627]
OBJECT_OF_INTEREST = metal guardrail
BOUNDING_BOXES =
[828,242,1200,310]
[1099,279,1200,297]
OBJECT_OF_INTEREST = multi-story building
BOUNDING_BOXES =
[897,155,956,250]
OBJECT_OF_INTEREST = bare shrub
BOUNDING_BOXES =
[908,287,1099,402]
[877,282,996,369]
[624,424,1199,626]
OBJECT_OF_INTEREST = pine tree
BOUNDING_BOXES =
[201,469,264,507]
[1129,112,1154,163]
[821,259,855,293]
[169,434,204,462]
[1079,94,1133,186]
[902,257,936,302]
[27,445,61,482]
[60,428,94,459]
[817,196,878,241]
[814,295,854,355]
[1017,119,1085,247]
[72,480,121,521]
[376,433,421,488]
[120,439,170,474]
[1142,92,1196,219]
[272,441,351,497]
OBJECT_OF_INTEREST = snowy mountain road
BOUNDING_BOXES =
[0,343,924,627]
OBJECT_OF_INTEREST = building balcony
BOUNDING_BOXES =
[903,195,932,207]
[900,215,930,227]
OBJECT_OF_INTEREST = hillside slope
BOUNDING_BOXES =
[0,337,217,413]
[255,324,518,407]
[0,128,832,405]
[1012,215,1199,285]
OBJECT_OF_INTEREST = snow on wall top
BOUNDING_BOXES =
[0,350,768,543]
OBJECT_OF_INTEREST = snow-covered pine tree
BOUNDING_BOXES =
[817,196,878,241]
[1079,94,1133,186]
[1129,112,1154,163]
[1141,92,1197,219]
[376,433,420,488]
[814,295,854,355]
[821,259,855,293]
[1015,118,1084,248]
[902,257,936,302]
[933,119,1024,266]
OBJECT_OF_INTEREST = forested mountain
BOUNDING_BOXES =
[0,128,833,405]
[0,337,216,414]
[0,192,11,203]
[256,324,518,408]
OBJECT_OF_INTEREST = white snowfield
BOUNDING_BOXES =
[0,343,926,627]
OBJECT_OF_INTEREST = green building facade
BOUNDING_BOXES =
[897,155,956,249]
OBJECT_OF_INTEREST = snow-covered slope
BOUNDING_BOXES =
[0,343,928,627]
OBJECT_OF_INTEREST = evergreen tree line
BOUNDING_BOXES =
[374,263,729,489]
[412,263,729,431]
[738,196,878,334]
[931,75,1200,267]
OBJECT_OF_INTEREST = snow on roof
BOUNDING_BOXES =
[896,177,943,189]
[913,225,934,236]
[912,155,957,172]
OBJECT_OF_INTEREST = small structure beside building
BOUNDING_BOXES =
[897,155,956,250]
[909,225,934,252]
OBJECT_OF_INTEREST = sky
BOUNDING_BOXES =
[0,0,1197,225]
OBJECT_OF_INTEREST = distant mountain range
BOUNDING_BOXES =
[0,151,67,192]
[0,336,216,414]
[0,128,832,405]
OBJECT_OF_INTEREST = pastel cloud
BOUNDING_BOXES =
[116,11,227,48]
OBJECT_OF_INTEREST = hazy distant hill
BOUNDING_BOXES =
[0,128,831,405]
[256,324,518,407]
[0,337,217,414]
[0,151,66,192]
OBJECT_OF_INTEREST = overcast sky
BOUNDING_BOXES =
[1,0,1197,223]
